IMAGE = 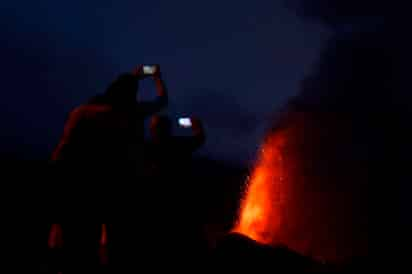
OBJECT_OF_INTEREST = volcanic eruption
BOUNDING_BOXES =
[233,127,288,245]
[232,5,412,260]
[233,110,371,262]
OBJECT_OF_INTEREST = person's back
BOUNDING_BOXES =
[63,103,148,164]
[48,66,169,272]
[141,115,207,259]
[50,66,169,219]
[52,67,168,177]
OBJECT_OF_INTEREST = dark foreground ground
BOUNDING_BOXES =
[0,157,245,272]
[1,158,373,273]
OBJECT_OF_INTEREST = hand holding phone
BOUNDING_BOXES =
[132,65,160,78]
[143,65,157,75]
[178,118,192,128]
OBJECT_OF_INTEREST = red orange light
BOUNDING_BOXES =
[233,131,287,245]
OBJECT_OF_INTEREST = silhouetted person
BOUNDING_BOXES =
[52,65,168,170]
[49,66,168,272]
[146,115,205,178]
[138,115,206,263]
[51,65,168,200]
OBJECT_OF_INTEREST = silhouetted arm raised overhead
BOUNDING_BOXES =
[134,64,169,116]
[152,65,168,102]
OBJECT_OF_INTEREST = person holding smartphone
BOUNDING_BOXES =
[52,64,168,166]
[49,65,168,271]
[140,115,206,261]
[51,64,170,214]
[147,115,205,173]
[145,114,206,198]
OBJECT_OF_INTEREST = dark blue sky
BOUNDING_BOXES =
[0,0,330,164]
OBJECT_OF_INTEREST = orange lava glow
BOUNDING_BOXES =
[232,113,369,262]
[233,131,287,244]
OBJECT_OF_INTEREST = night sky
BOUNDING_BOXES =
[0,0,330,165]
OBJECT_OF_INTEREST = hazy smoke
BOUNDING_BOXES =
[244,0,412,261]
[293,0,408,28]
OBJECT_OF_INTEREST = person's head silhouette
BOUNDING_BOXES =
[150,115,172,141]
[105,73,139,107]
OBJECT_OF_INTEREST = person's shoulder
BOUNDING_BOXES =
[88,94,105,104]
[71,101,112,120]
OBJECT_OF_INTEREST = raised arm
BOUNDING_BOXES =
[152,65,169,107]
[132,64,169,116]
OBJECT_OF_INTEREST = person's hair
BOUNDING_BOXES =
[104,73,138,106]
[151,115,172,139]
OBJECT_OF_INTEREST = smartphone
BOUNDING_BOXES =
[178,118,192,128]
[143,65,157,75]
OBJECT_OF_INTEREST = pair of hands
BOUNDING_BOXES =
[132,65,202,129]
[132,64,161,79]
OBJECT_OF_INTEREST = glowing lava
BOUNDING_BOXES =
[232,113,369,262]
[233,131,287,245]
